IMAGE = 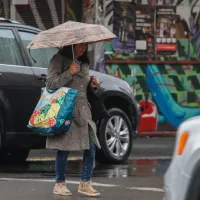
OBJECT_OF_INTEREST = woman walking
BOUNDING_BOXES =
[46,43,101,197]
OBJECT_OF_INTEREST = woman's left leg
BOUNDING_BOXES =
[78,137,100,196]
[81,137,95,181]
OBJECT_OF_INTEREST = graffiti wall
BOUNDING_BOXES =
[104,0,200,60]
[106,62,200,132]
[97,0,200,132]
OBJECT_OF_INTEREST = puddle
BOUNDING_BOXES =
[0,158,170,178]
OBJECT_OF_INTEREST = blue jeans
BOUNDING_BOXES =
[55,138,95,183]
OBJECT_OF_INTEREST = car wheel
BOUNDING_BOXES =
[0,148,30,164]
[96,108,133,164]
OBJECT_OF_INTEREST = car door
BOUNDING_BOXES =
[0,26,38,133]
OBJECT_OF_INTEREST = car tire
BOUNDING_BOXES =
[0,148,30,164]
[96,108,133,164]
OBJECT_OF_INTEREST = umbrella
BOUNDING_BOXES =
[27,21,117,49]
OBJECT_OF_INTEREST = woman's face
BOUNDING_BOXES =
[74,43,86,58]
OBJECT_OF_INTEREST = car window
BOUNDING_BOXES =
[0,29,24,65]
[18,31,58,68]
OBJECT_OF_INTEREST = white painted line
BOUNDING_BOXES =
[0,178,117,187]
[0,178,165,192]
[127,186,164,193]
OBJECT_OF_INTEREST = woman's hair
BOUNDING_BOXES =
[58,44,89,64]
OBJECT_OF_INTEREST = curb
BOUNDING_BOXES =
[139,131,176,137]
[27,156,82,162]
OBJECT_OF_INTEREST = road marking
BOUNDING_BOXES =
[0,178,117,187]
[0,178,165,192]
[127,186,164,192]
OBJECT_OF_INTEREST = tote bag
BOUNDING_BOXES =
[27,87,78,136]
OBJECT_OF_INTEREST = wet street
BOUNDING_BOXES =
[0,137,175,200]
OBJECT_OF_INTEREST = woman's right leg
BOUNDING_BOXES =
[53,150,72,196]
[55,150,70,183]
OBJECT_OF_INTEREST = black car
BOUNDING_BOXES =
[0,18,140,164]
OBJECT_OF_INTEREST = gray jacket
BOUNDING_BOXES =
[45,53,100,151]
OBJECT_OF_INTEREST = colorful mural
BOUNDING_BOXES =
[97,0,200,132]
[104,0,200,60]
[106,62,200,132]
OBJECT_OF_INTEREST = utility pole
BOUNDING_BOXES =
[93,0,105,71]
[10,0,16,20]
[0,0,5,17]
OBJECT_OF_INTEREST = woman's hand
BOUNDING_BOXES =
[69,62,79,75]
[91,76,100,88]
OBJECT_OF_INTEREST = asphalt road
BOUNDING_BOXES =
[0,177,164,200]
[0,137,175,200]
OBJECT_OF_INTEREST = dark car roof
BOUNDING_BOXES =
[0,21,40,32]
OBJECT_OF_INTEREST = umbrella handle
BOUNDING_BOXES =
[72,45,75,61]
[72,45,80,71]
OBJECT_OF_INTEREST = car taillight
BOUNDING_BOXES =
[177,131,189,155]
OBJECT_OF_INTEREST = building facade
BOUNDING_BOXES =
[100,0,200,134]
[2,0,200,134]
[0,0,95,29]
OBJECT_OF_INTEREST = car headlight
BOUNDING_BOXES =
[177,131,189,155]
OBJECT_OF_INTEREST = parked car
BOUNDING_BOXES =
[0,18,140,164]
[163,116,200,200]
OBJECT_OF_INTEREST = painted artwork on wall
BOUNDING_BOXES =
[112,1,135,54]
[104,0,200,61]
[135,5,154,57]
[106,63,200,132]
[99,0,200,133]
[155,6,177,56]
